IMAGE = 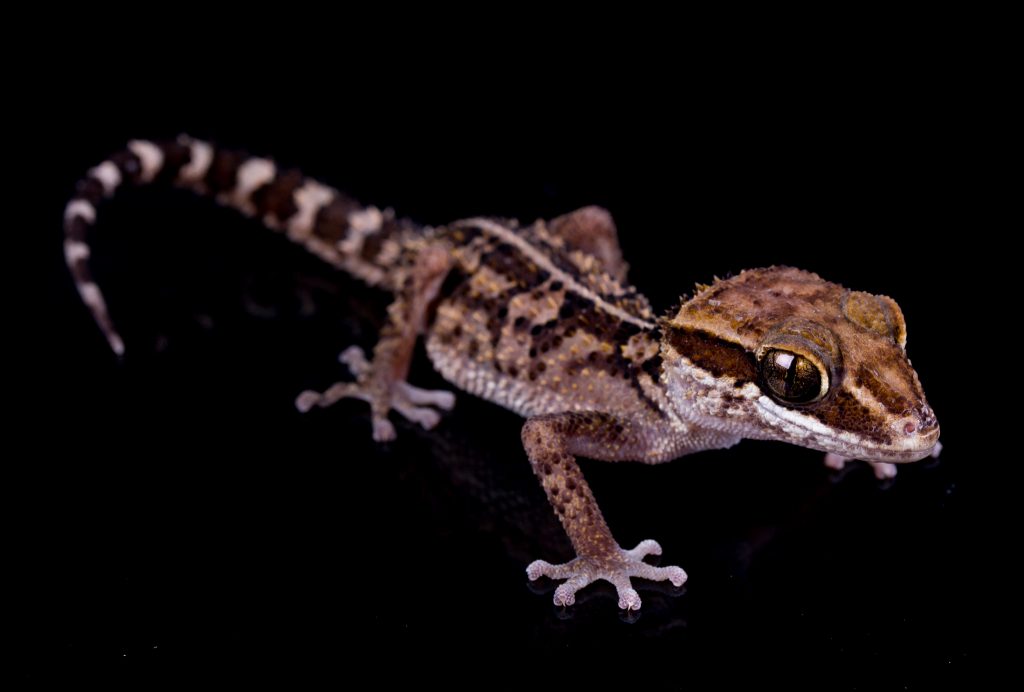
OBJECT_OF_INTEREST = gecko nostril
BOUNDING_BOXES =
[904,422,917,434]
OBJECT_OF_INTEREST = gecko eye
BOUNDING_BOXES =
[759,349,826,404]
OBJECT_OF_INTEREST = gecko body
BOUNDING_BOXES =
[65,137,941,611]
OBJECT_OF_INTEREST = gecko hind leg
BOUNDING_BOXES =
[548,206,629,283]
[294,245,456,442]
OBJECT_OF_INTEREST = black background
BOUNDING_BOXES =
[18,35,993,688]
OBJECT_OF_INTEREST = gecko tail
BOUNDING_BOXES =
[65,135,416,356]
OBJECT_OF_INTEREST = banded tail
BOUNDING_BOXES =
[64,135,419,356]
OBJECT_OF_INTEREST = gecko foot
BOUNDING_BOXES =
[526,539,687,611]
[295,345,456,441]
[824,453,897,480]
[337,345,456,411]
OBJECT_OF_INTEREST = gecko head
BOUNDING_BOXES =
[659,267,939,463]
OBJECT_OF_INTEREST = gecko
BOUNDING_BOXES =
[64,136,941,611]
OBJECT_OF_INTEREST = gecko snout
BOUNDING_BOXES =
[892,404,940,460]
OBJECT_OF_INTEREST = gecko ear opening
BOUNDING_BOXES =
[842,291,907,349]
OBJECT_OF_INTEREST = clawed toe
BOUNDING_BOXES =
[625,539,662,560]
[294,390,321,414]
[527,558,576,581]
[372,417,397,442]
[615,584,642,611]
[526,560,550,581]
[393,401,442,430]
[823,453,848,470]
[398,382,456,411]
[869,461,897,479]
[338,345,371,376]
[553,574,592,607]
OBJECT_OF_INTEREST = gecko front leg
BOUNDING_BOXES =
[824,453,899,480]
[296,243,456,441]
[823,441,943,480]
[522,412,687,610]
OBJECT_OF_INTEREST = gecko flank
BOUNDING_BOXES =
[65,136,941,611]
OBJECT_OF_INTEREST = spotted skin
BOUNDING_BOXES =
[65,137,941,612]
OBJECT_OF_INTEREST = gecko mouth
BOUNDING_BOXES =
[755,397,941,463]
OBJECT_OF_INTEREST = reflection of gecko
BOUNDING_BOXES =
[65,137,941,611]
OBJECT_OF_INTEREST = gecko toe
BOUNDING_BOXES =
[553,574,591,607]
[634,563,687,586]
[823,453,848,470]
[665,566,688,587]
[870,461,898,479]
[553,584,576,607]
[395,403,442,430]
[526,560,550,581]
[397,382,457,410]
[625,539,662,560]
[527,558,578,581]
[372,417,397,442]
[295,390,320,413]
[338,345,370,376]
[616,586,642,611]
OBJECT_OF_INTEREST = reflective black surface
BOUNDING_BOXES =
[21,65,983,686]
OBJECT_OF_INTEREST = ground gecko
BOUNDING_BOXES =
[64,136,941,611]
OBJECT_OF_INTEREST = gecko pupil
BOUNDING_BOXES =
[760,349,823,404]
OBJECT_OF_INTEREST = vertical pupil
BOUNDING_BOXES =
[763,349,822,403]
[773,352,797,397]
[774,352,794,370]
[782,354,801,397]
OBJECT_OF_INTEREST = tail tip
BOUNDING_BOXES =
[108,333,125,357]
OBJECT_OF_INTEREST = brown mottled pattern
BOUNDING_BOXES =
[360,216,413,263]
[430,247,664,418]
[668,266,932,440]
[480,241,551,290]
[444,240,553,349]
[672,267,847,347]
[522,412,621,554]
[520,222,653,324]
[64,140,940,612]
[425,216,674,424]
[439,224,483,247]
